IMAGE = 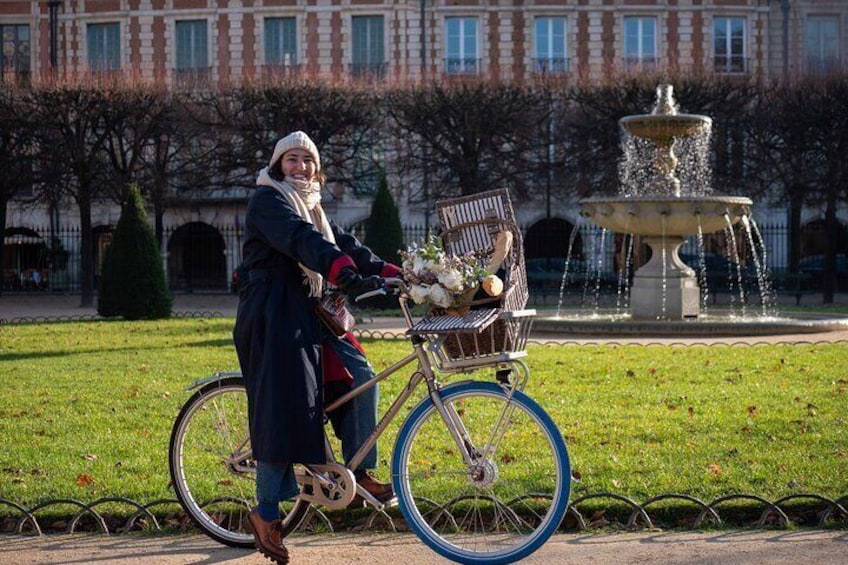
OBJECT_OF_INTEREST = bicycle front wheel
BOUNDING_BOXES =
[392,381,570,565]
[168,377,309,548]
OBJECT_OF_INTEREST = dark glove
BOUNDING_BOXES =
[336,267,383,299]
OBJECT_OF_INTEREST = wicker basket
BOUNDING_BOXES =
[440,310,535,362]
[408,308,536,370]
[409,188,532,369]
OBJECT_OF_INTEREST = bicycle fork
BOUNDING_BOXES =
[427,360,530,472]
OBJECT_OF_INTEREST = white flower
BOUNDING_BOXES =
[426,259,447,274]
[408,284,430,305]
[400,235,493,309]
[411,256,428,276]
[437,269,464,292]
[427,284,452,308]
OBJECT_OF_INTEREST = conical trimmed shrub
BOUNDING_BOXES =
[364,170,404,265]
[363,171,405,310]
[98,185,172,320]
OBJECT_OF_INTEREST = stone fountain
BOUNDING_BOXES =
[532,84,848,336]
[579,84,752,320]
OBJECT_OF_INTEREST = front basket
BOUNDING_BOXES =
[408,308,536,370]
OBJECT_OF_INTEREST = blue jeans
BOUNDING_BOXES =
[321,327,379,470]
[255,329,378,506]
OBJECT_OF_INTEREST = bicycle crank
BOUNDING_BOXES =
[296,464,357,509]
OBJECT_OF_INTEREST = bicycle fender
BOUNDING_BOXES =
[185,370,243,391]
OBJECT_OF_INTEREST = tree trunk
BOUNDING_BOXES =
[822,195,838,304]
[78,191,96,307]
[0,191,7,298]
[787,190,803,273]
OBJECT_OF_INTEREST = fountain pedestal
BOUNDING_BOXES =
[630,237,699,319]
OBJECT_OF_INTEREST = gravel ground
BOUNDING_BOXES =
[3,529,847,565]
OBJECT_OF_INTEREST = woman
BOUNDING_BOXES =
[233,131,400,564]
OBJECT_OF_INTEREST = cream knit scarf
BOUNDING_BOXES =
[256,167,335,298]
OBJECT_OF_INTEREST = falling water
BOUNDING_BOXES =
[618,129,714,198]
[591,229,608,310]
[723,213,747,317]
[616,233,634,315]
[556,223,582,317]
[695,217,710,314]
[660,215,668,319]
[579,228,605,314]
[741,215,777,316]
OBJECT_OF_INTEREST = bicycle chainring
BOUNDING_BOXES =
[296,464,357,510]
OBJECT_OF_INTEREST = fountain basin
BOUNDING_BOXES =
[534,311,848,338]
[579,196,753,237]
[620,114,711,145]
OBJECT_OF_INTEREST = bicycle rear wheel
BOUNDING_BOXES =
[392,381,570,565]
[168,377,309,547]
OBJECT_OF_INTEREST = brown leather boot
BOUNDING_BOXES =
[355,469,394,502]
[246,508,290,564]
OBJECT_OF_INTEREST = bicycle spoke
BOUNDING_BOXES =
[393,382,570,563]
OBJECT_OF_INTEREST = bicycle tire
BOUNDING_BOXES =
[168,377,310,548]
[392,381,570,565]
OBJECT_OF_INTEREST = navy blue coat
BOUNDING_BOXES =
[233,185,388,464]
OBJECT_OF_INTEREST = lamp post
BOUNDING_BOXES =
[47,0,60,71]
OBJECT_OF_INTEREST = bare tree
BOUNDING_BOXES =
[188,82,381,195]
[100,83,171,203]
[27,82,113,306]
[562,77,658,198]
[0,85,36,296]
[386,82,549,204]
[138,91,212,246]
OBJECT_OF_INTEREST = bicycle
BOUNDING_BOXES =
[169,278,570,564]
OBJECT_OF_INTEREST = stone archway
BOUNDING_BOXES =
[523,217,580,260]
[167,222,227,291]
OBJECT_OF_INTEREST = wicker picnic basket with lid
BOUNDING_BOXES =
[408,188,534,368]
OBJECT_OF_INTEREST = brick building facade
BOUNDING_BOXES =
[2,1,847,293]
[3,1,845,86]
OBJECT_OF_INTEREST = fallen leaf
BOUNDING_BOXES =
[708,463,722,476]
[77,474,94,487]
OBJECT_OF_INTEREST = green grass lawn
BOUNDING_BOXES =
[1,318,847,526]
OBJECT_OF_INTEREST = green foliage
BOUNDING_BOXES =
[364,170,404,265]
[97,185,172,320]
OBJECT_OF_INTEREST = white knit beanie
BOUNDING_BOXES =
[269,131,321,172]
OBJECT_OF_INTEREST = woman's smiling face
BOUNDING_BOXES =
[281,148,317,181]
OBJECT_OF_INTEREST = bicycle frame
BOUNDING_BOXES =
[320,293,527,506]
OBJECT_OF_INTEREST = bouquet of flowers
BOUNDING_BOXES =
[400,235,503,311]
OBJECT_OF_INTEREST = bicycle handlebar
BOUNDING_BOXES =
[352,277,409,303]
